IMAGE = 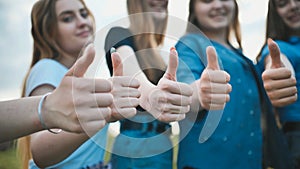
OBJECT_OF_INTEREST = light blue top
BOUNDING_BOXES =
[26,58,108,169]
[257,36,300,123]
[176,34,262,169]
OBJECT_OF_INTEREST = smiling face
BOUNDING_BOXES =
[275,0,300,30]
[55,0,94,57]
[145,0,168,21]
[193,0,235,34]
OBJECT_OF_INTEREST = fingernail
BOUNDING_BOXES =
[110,47,116,54]
[170,47,177,56]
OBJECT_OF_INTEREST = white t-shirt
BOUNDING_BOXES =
[26,59,108,169]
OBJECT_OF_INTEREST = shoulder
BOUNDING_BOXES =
[177,33,210,52]
[178,33,210,45]
[275,39,297,55]
[104,27,133,51]
[105,27,132,44]
[108,27,131,35]
[176,33,211,62]
[33,58,67,70]
[30,59,68,77]
[26,59,68,96]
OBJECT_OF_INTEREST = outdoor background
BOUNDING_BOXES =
[0,0,269,168]
[0,0,268,101]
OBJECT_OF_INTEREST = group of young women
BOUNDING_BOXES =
[11,0,300,169]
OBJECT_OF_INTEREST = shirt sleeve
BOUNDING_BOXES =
[25,59,68,96]
[176,36,206,84]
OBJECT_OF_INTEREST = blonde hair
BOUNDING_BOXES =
[127,0,168,84]
[17,0,95,168]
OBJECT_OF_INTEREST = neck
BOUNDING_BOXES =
[57,52,77,68]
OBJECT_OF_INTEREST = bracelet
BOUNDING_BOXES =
[38,93,62,134]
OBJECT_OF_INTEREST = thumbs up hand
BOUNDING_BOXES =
[196,46,231,110]
[142,48,193,122]
[108,48,140,122]
[262,38,297,107]
[44,44,113,134]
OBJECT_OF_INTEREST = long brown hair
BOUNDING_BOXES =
[126,0,168,84]
[257,0,294,61]
[17,0,94,168]
[186,0,242,49]
[266,0,292,41]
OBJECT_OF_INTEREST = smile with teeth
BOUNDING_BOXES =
[210,13,227,20]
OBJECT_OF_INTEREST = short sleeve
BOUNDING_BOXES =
[25,59,68,96]
[176,35,206,84]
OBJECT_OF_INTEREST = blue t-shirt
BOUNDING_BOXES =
[176,34,262,169]
[257,36,300,123]
[26,59,108,169]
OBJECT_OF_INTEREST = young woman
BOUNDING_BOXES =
[104,0,193,168]
[257,0,300,167]
[175,0,294,168]
[18,0,140,168]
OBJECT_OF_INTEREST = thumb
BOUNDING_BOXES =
[164,47,178,81]
[111,47,123,76]
[268,38,283,69]
[66,43,95,77]
[206,46,220,70]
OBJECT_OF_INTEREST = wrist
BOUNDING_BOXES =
[42,93,54,129]
[39,93,62,134]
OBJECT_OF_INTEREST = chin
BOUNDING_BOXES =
[152,12,167,21]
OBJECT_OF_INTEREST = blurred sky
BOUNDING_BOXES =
[0,0,268,101]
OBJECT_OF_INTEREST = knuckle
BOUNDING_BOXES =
[264,83,272,91]
[74,97,85,106]
[107,94,114,104]
[200,83,211,92]
[267,92,275,100]
[158,115,168,123]
[262,72,269,81]
[176,114,185,121]
[227,84,232,93]
[73,125,83,133]
[73,81,89,90]
[292,78,297,85]
[99,121,107,129]
[127,108,137,118]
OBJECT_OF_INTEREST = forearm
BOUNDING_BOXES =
[31,132,88,168]
[0,97,43,143]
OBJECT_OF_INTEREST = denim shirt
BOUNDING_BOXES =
[176,35,262,169]
[257,36,300,124]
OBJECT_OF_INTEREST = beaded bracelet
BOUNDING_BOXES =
[38,93,62,134]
